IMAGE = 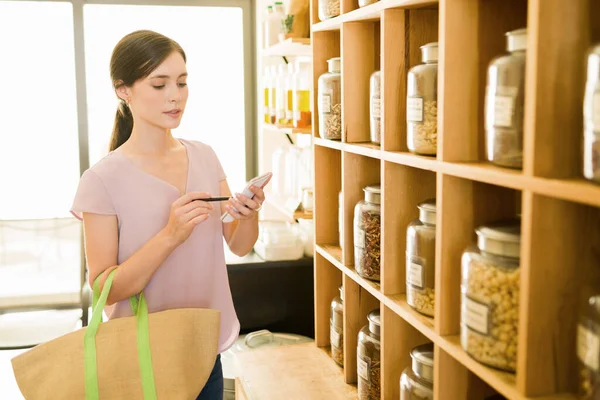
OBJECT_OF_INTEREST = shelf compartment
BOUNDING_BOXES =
[315,253,344,348]
[312,31,341,139]
[262,38,312,57]
[314,145,342,244]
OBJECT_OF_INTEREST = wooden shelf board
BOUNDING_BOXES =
[312,0,438,32]
[262,38,312,57]
[342,142,382,159]
[527,177,600,209]
[263,124,312,135]
[385,294,436,342]
[440,162,528,191]
[266,193,313,221]
[382,151,440,171]
[314,137,343,151]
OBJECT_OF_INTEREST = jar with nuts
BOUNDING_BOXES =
[460,220,521,372]
[577,295,600,398]
[583,43,600,184]
[369,70,381,145]
[318,57,342,140]
[400,343,434,400]
[330,285,344,367]
[354,185,381,281]
[358,309,381,400]
[406,199,436,317]
[318,0,340,21]
[407,42,438,156]
[484,28,527,169]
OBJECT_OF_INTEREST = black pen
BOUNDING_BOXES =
[195,197,230,202]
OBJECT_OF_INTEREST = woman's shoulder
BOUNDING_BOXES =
[180,138,216,154]
[82,151,123,182]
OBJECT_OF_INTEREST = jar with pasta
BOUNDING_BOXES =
[584,43,600,184]
[406,199,436,317]
[318,0,340,21]
[318,57,342,140]
[460,220,520,372]
[484,28,527,169]
[400,343,434,400]
[330,285,344,367]
[407,42,438,156]
[354,185,381,281]
[369,70,381,145]
[358,309,380,400]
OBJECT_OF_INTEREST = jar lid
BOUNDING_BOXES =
[417,198,436,225]
[475,219,521,258]
[367,308,380,336]
[506,28,527,52]
[420,42,438,63]
[364,185,381,205]
[327,57,341,73]
[411,343,434,383]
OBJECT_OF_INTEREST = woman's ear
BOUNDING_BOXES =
[114,81,130,103]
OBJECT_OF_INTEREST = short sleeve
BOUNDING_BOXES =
[70,169,116,221]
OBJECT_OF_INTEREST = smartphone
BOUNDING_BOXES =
[221,172,273,223]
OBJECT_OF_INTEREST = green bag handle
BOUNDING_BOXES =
[85,270,157,400]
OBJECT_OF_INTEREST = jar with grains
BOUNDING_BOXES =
[330,285,344,367]
[354,185,381,281]
[484,28,527,169]
[359,0,379,8]
[400,343,434,400]
[318,0,340,21]
[406,199,436,317]
[584,43,600,184]
[318,57,342,140]
[358,309,381,400]
[369,70,382,145]
[407,42,438,156]
[578,294,600,398]
[461,219,521,372]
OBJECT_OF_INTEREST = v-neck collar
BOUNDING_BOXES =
[112,138,191,196]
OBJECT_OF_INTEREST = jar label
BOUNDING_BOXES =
[355,228,365,249]
[463,295,490,336]
[593,92,600,131]
[407,97,424,122]
[358,356,370,382]
[407,258,424,289]
[492,95,515,128]
[320,91,332,114]
[330,326,341,348]
[578,324,600,372]
[371,97,381,120]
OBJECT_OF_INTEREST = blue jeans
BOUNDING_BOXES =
[196,354,223,400]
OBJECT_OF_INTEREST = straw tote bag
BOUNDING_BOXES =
[11,269,221,399]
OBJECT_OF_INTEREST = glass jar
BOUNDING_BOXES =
[406,199,436,317]
[293,59,312,129]
[358,309,381,400]
[369,70,381,145]
[578,295,600,398]
[359,0,379,8]
[284,146,300,199]
[318,57,342,140]
[268,65,278,124]
[584,44,600,184]
[301,188,313,213]
[275,64,287,125]
[354,185,381,281]
[283,62,296,126]
[270,146,287,196]
[460,220,521,372]
[400,343,434,400]
[339,191,344,249]
[318,0,340,21]
[330,285,344,367]
[484,28,527,169]
[407,42,438,156]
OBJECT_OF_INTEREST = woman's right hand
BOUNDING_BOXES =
[163,192,214,245]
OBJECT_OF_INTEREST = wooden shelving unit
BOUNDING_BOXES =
[310,0,600,399]
[263,123,312,135]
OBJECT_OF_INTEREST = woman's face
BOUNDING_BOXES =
[120,51,188,130]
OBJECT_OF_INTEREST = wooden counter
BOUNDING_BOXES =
[234,342,357,400]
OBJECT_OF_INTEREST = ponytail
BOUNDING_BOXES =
[109,101,133,151]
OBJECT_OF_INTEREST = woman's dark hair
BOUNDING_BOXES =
[109,30,186,151]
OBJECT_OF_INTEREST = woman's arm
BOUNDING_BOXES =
[220,179,265,256]
[84,191,213,306]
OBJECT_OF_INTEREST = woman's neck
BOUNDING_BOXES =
[125,123,179,156]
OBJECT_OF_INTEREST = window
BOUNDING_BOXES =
[0,0,255,308]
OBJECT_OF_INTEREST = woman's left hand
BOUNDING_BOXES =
[226,185,266,221]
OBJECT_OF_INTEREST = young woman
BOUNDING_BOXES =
[70,30,267,399]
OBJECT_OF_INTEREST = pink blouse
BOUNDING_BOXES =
[70,139,240,353]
